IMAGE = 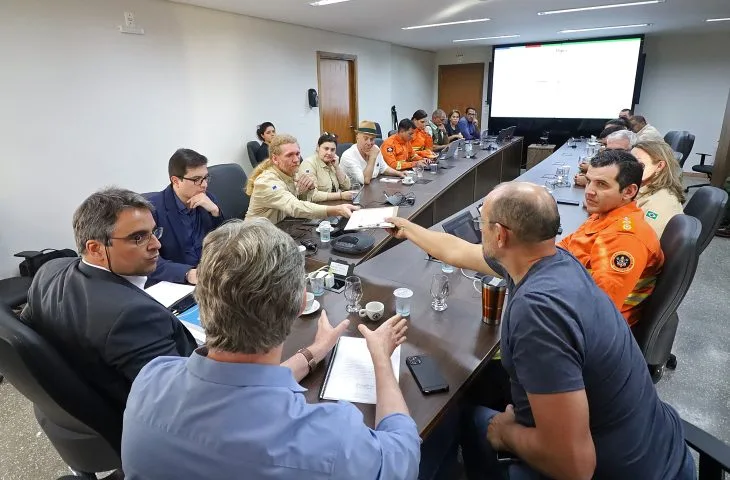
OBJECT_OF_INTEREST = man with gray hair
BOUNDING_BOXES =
[122,218,420,479]
[20,187,197,413]
[425,109,450,153]
[605,129,638,151]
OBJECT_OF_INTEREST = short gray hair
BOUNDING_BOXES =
[72,187,153,254]
[432,109,446,119]
[195,218,305,354]
[606,129,637,150]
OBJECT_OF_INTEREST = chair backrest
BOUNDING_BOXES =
[374,122,383,138]
[336,142,354,158]
[0,304,122,454]
[663,130,695,167]
[375,138,384,147]
[683,186,729,254]
[387,129,396,137]
[632,215,701,363]
[246,141,261,168]
[207,163,250,220]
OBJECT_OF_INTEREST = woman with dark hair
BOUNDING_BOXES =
[300,133,356,201]
[255,122,276,164]
[410,110,437,160]
[444,110,464,142]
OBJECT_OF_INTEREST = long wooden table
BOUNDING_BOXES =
[279,138,523,265]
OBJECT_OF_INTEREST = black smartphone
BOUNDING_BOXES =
[406,355,449,395]
[555,198,580,206]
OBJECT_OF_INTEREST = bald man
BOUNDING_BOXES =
[387,183,693,480]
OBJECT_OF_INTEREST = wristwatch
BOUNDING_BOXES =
[297,347,317,374]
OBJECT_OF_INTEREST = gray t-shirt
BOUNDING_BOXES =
[488,248,686,479]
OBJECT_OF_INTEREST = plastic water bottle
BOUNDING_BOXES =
[319,221,331,243]
[465,142,473,157]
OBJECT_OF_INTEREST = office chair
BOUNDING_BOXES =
[663,131,695,168]
[683,419,730,479]
[246,141,262,168]
[387,129,396,137]
[336,142,353,158]
[631,214,701,383]
[0,276,32,310]
[687,152,714,192]
[375,138,384,147]
[374,122,383,139]
[683,186,729,254]
[0,304,122,478]
[207,163,250,219]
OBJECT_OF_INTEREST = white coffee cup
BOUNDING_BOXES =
[359,301,385,321]
[402,178,415,185]
[305,292,315,311]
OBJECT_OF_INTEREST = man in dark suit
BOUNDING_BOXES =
[21,188,197,413]
[146,148,225,285]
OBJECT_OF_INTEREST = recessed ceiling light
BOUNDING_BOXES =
[559,23,651,34]
[453,35,520,43]
[706,18,730,22]
[309,0,350,6]
[538,0,664,15]
[402,18,490,30]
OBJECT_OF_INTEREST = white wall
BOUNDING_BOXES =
[0,0,434,277]
[634,31,730,171]
[390,45,437,128]
[434,47,492,127]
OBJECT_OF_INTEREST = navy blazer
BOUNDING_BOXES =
[146,185,225,285]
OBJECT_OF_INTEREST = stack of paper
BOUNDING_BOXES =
[344,207,399,231]
[144,281,194,308]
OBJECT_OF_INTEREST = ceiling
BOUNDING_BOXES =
[170,0,730,51]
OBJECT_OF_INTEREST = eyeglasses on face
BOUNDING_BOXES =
[109,227,164,247]
[180,174,211,186]
[472,218,511,232]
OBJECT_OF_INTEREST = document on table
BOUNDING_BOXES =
[344,206,399,231]
[320,336,401,405]
[145,281,195,308]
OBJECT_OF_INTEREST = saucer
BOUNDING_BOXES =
[402,179,415,185]
[301,300,321,316]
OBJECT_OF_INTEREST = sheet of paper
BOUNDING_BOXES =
[344,207,399,231]
[145,281,195,308]
[378,177,401,183]
[177,305,205,345]
[321,336,401,405]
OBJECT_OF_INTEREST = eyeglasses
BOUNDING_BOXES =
[109,227,164,246]
[472,218,511,232]
[180,174,211,186]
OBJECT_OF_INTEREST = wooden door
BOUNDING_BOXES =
[318,52,358,143]
[438,63,485,126]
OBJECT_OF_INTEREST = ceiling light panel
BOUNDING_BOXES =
[402,18,490,30]
[538,0,664,15]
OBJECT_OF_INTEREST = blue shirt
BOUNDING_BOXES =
[173,194,204,266]
[122,350,421,480]
[457,117,480,140]
[487,248,687,480]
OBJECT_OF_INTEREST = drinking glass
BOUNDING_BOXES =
[414,164,424,179]
[351,182,362,192]
[344,276,363,313]
[431,274,450,312]
[544,178,558,195]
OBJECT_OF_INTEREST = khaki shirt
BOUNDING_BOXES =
[636,186,684,238]
[246,165,328,224]
[300,154,351,202]
[636,124,664,143]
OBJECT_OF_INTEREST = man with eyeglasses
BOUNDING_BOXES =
[457,107,481,141]
[146,148,226,286]
[20,188,197,415]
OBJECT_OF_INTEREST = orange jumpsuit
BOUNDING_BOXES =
[381,134,420,171]
[559,202,664,327]
[411,128,435,159]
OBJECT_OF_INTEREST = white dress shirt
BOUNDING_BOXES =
[340,144,389,185]
[82,259,148,290]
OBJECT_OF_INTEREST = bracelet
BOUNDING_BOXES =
[297,347,317,374]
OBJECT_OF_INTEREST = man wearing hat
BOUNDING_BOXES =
[340,121,407,185]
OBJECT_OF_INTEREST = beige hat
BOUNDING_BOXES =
[355,121,378,136]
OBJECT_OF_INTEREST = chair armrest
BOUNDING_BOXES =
[683,419,730,472]
[696,153,712,166]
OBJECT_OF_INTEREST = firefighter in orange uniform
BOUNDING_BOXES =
[559,149,664,327]
[410,109,438,160]
[381,119,431,171]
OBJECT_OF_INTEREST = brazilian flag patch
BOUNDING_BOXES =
[646,211,659,220]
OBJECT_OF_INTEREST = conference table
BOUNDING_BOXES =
[279,138,523,265]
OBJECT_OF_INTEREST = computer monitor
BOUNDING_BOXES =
[442,211,480,244]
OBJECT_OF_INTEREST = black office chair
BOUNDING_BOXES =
[0,276,32,309]
[683,186,729,254]
[207,163,250,220]
[374,122,383,139]
[375,138,384,147]
[0,304,122,478]
[246,141,262,168]
[687,152,714,192]
[663,131,695,168]
[683,419,730,479]
[631,214,701,383]
[336,142,354,158]
[387,129,396,137]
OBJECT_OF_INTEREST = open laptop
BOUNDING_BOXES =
[438,139,462,161]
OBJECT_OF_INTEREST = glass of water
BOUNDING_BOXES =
[431,274,450,312]
[414,164,424,179]
[344,276,363,313]
[544,178,558,195]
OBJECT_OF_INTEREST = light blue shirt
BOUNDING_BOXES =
[122,349,421,479]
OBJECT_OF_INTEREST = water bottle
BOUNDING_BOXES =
[319,221,331,243]
[465,142,473,157]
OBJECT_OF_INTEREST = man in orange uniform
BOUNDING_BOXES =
[559,149,664,327]
[381,119,430,171]
[411,110,437,160]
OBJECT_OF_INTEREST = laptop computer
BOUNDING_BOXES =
[438,139,462,161]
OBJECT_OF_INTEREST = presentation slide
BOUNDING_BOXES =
[490,37,642,119]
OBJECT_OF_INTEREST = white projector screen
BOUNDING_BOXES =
[490,37,643,119]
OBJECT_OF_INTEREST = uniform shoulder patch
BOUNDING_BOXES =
[621,216,633,231]
[646,211,658,220]
[610,251,635,273]
[387,147,394,153]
